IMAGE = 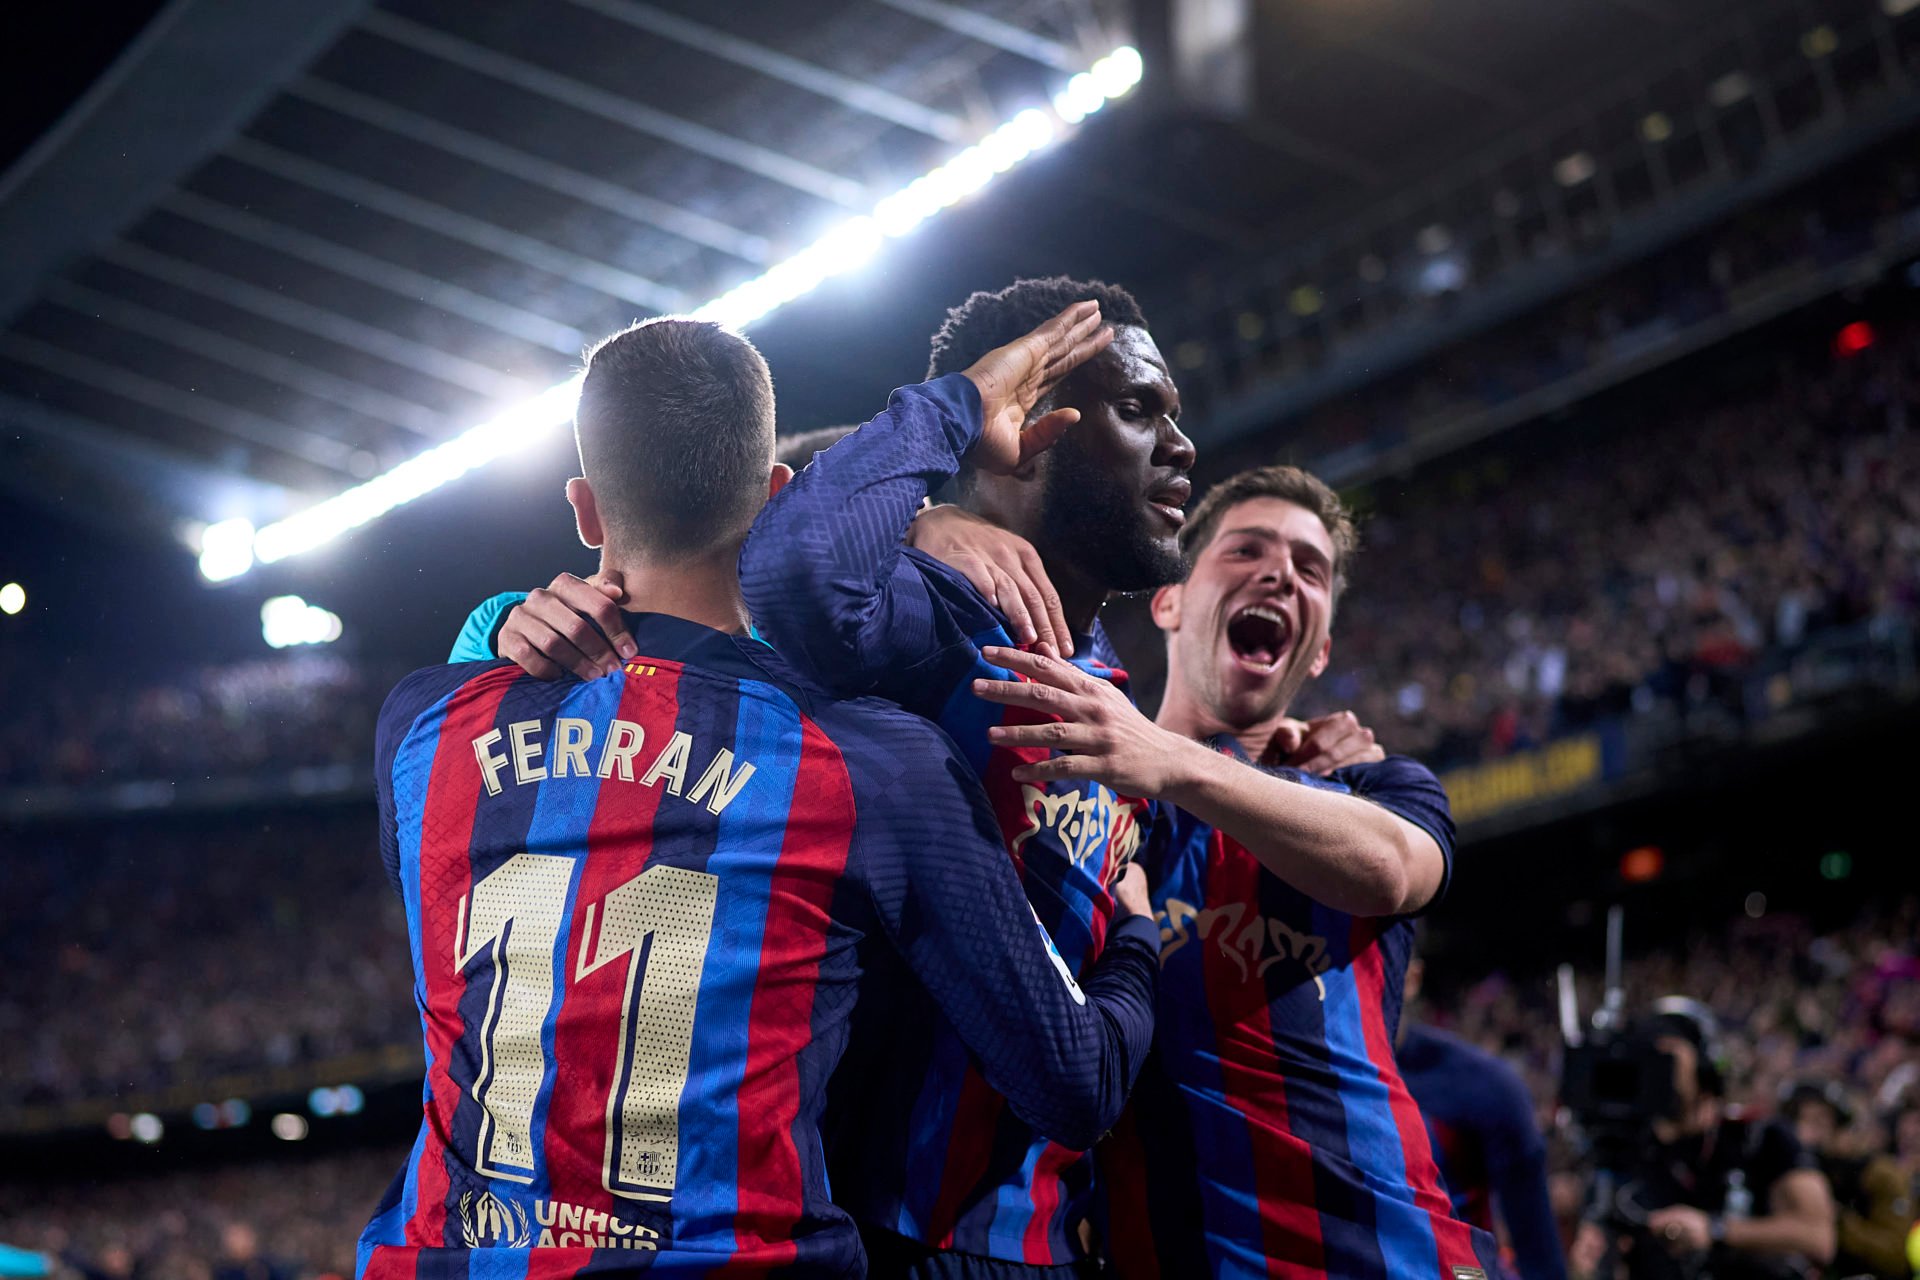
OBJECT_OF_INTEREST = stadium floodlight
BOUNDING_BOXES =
[130,1112,164,1144]
[271,1112,310,1141]
[204,47,1144,581]
[250,376,586,569]
[261,595,343,648]
[0,582,22,615]
[197,517,256,582]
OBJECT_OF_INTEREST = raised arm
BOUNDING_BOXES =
[856,734,1158,1150]
[740,301,1111,711]
[973,647,1452,917]
[737,374,987,708]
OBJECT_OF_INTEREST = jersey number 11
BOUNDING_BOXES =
[453,852,719,1202]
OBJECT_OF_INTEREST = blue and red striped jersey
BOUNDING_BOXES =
[740,375,1161,1264]
[357,612,1160,1279]
[1400,1023,1567,1280]
[1106,746,1501,1280]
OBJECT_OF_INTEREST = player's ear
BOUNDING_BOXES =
[567,477,605,549]
[766,462,794,502]
[1309,633,1331,678]
[1149,583,1183,632]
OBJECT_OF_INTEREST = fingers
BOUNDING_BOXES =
[1036,300,1101,354]
[1009,754,1100,784]
[1046,309,1113,380]
[498,614,586,682]
[1018,546,1072,659]
[541,573,638,661]
[1017,406,1080,465]
[989,564,1039,646]
[1289,712,1380,774]
[1263,718,1307,765]
[986,720,1089,750]
[1110,862,1151,918]
[1006,557,1065,658]
[979,645,1090,688]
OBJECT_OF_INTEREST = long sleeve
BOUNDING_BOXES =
[853,731,1157,1151]
[448,592,529,662]
[739,375,1000,717]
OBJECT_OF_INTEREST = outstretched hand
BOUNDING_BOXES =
[973,645,1194,797]
[961,300,1113,475]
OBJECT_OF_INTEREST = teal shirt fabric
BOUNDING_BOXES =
[0,1246,51,1278]
[448,591,527,662]
[448,591,767,662]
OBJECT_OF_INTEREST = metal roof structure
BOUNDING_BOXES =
[0,0,1779,552]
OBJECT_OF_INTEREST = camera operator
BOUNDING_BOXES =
[1780,1079,1912,1280]
[1600,998,1835,1280]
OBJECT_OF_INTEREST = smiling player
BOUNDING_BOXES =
[977,465,1500,1278]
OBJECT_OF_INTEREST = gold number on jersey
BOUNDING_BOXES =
[455,856,719,1198]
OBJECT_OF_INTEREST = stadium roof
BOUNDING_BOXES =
[1,0,1761,557]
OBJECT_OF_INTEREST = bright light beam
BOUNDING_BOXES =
[205,47,1143,581]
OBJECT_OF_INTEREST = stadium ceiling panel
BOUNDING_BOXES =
[0,0,1766,547]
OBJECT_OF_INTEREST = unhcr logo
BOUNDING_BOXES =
[459,1191,532,1248]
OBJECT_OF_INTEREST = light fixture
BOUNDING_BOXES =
[261,595,343,648]
[197,517,256,582]
[206,48,1146,579]
[0,582,22,615]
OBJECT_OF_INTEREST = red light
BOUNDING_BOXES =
[1834,321,1877,357]
[1620,845,1665,883]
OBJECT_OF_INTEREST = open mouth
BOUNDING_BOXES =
[1147,478,1192,528]
[1226,604,1291,673]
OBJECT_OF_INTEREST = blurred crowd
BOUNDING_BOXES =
[0,654,390,789]
[1296,316,1920,768]
[0,814,415,1111]
[0,1149,403,1280]
[1259,143,1920,465]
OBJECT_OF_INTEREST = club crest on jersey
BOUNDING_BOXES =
[1008,782,1144,878]
[1157,897,1332,998]
[459,1190,531,1248]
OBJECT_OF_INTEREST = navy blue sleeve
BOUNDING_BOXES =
[738,375,1006,718]
[1335,755,1458,912]
[373,663,510,892]
[840,707,1158,1150]
[1481,1056,1566,1280]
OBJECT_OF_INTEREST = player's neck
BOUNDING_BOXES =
[1042,554,1108,645]
[600,547,752,635]
[1156,681,1289,762]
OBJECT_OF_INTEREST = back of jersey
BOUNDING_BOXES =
[358,614,865,1278]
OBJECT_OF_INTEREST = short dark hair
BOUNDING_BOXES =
[927,276,1148,379]
[574,318,775,555]
[775,423,858,471]
[1179,465,1359,602]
